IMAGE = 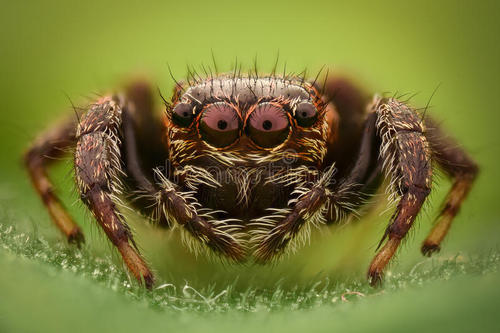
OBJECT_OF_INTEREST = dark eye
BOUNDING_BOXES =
[172,103,194,127]
[199,102,241,147]
[295,102,318,127]
[247,103,290,148]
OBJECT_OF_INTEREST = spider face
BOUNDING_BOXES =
[164,77,334,219]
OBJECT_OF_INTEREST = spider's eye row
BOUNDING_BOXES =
[199,102,241,148]
[247,103,290,148]
[294,102,318,127]
[172,100,315,148]
[171,103,194,127]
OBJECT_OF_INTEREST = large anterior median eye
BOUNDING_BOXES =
[199,102,241,147]
[247,103,290,148]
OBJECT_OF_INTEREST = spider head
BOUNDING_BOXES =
[163,75,334,218]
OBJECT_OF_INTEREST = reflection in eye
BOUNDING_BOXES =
[247,103,290,148]
[199,102,241,148]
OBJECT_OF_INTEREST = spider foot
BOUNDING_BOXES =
[118,242,155,289]
[67,227,85,247]
[184,216,247,262]
[421,242,441,257]
[253,226,292,264]
[367,269,384,287]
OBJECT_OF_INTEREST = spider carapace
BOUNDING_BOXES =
[25,73,478,289]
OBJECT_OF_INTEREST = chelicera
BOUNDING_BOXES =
[24,72,478,289]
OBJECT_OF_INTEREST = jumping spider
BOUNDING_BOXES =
[24,73,478,289]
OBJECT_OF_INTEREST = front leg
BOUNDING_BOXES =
[151,169,246,261]
[252,113,379,262]
[254,98,432,287]
[252,170,330,262]
[368,97,432,285]
[119,101,247,261]
[75,95,154,288]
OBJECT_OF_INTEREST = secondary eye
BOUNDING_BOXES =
[247,103,290,148]
[172,103,194,127]
[294,102,318,127]
[199,102,241,148]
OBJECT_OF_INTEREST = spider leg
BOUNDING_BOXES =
[254,113,379,262]
[421,117,479,256]
[122,80,167,179]
[75,95,153,288]
[151,171,246,261]
[121,81,169,225]
[120,86,245,260]
[368,97,432,286]
[24,117,83,244]
[320,76,371,179]
[253,179,328,262]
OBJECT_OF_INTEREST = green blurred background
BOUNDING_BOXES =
[1,0,499,332]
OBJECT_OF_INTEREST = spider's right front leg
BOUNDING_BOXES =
[149,170,246,261]
[119,103,246,261]
[75,96,154,288]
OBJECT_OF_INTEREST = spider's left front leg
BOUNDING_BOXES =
[255,99,431,288]
[368,97,432,285]
[254,112,380,262]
